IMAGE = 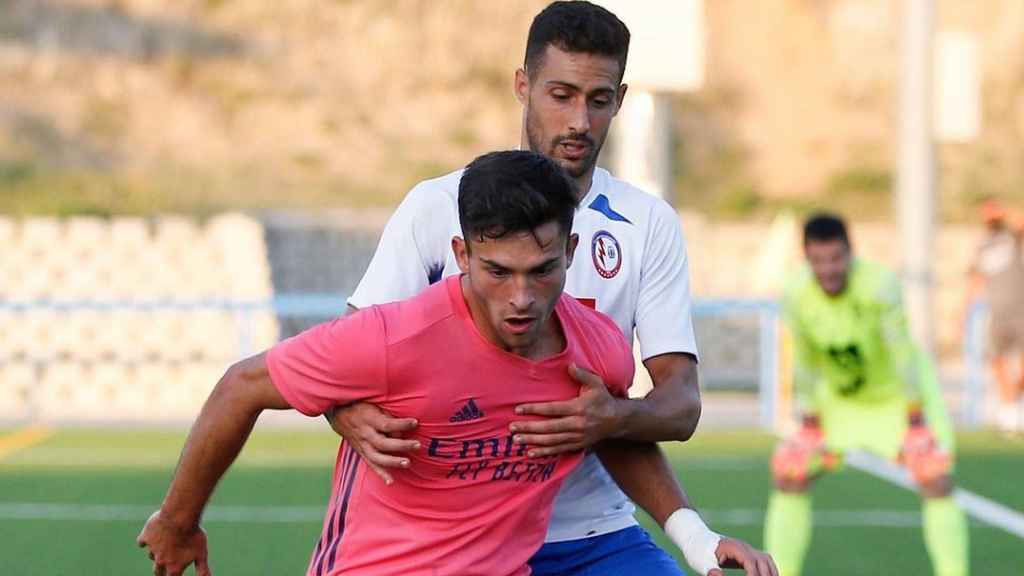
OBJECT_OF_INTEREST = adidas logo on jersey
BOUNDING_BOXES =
[450,399,485,422]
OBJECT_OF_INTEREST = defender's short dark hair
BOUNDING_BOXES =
[524,1,630,81]
[458,150,579,245]
[803,212,851,247]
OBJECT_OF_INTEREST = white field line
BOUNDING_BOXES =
[845,449,1024,540]
[0,502,1008,529]
[672,457,763,471]
[0,503,325,523]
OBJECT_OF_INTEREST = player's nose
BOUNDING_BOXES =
[567,101,590,134]
[508,277,535,311]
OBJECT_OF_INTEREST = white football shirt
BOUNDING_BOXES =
[349,166,698,542]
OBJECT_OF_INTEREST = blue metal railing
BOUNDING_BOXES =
[0,295,784,427]
[962,301,990,429]
[6,295,988,429]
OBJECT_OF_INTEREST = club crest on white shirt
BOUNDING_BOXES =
[591,230,622,279]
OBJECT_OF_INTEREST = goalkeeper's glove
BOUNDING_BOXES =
[900,409,951,485]
[772,416,839,484]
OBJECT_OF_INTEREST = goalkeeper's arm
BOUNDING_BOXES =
[876,273,926,409]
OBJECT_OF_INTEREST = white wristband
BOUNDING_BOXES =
[664,508,722,576]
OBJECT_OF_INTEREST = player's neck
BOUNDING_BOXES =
[573,171,595,202]
[822,278,850,299]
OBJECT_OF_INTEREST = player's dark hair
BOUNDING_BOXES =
[458,150,579,247]
[804,212,851,247]
[524,1,630,81]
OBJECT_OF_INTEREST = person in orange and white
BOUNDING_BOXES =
[964,198,1024,434]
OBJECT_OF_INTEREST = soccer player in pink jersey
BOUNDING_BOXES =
[137,151,773,576]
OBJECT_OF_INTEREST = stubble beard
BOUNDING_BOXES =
[525,111,602,180]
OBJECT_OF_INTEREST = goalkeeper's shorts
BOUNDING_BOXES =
[819,393,954,463]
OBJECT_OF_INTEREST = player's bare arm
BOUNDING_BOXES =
[137,353,290,576]
[596,438,778,576]
[634,351,701,440]
[509,352,699,456]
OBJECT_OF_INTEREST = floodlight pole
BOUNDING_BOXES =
[898,0,935,352]
[609,89,674,202]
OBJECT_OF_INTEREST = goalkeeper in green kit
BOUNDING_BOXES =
[764,213,969,576]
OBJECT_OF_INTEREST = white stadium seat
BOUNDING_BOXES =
[178,362,226,415]
[36,362,85,421]
[64,217,108,261]
[95,310,147,362]
[108,364,150,414]
[56,310,106,361]
[109,217,150,250]
[250,313,281,351]
[88,362,129,418]
[186,310,238,360]
[135,363,175,412]
[20,218,61,254]
[23,309,60,362]
[11,257,53,299]
[0,216,15,244]
[0,362,36,421]
[0,312,23,361]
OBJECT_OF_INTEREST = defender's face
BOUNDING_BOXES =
[516,45,626,182]
[454,221,578,356]
[805,239,851,297]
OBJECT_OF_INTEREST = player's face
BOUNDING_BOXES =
[453,221,579,356]
[516,45,626,184]
[805,239,851,296]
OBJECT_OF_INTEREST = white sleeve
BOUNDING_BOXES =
[347,182,454,308]
[635,199,699,361]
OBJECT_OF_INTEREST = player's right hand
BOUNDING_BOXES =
[326,402,420,485]
[771,420,837,486]
[137,510,211,576]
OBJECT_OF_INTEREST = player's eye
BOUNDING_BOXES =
[489,267,510,279]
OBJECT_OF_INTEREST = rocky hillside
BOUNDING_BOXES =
[0,0,545,214]
[1,0,1022,218]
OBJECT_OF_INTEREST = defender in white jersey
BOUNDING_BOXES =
[331,3,776,576]
[350,166,694,541]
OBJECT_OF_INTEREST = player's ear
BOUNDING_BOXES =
[613,83,628,116]
[565,233,579,268]
[453,236,470,274]
[514,68,529,105]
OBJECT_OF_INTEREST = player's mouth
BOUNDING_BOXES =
[503,316,536,335]
[557,140,590,161]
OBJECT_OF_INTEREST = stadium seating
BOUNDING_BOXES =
[0,362,34,420]
[0,214,279,423]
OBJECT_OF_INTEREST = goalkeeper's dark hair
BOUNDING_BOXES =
[803,212,851,248]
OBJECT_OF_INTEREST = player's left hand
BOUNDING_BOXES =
[509,363,623,457]
[900,422,951,486]
[711,537,779,576]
